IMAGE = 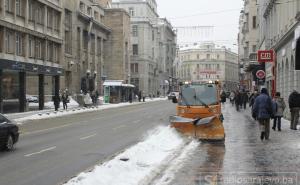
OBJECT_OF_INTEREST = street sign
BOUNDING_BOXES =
[257,50,275,62]
[256,70,266,79]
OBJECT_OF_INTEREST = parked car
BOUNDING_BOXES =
[26,95,38,103]
[0,114,19,150]
[168,92,179,100]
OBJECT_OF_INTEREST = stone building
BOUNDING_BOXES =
[112,0,177,96]
[62,0,111,96]
[103,8,130,83]
[178,43,239,92]
[257,0,300,116]
[238,0,259,92]
[0,0,64,113]
[157,18,177,95]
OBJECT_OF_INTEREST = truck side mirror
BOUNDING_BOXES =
[172,97,178,103]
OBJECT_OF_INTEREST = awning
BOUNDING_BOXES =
[103,81,123,86]
[103,80,135,88]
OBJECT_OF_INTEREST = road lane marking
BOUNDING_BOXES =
[133,120,141,124]
[80,133,97,140]
[113,125,126,130]
[24,146,56,157]
[21,124,73,136]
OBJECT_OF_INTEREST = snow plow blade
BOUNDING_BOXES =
[170,115,225,141]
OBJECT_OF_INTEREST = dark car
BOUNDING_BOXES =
[0,114,19,150]
[168,92,179,100]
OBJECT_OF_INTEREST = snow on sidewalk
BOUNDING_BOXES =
[14,97,167,124]
[64,126,198,185]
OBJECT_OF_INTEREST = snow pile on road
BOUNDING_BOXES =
[15,98,167,124]
[64,126,197,185]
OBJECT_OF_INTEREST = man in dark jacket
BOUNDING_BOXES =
[253,88,274,140]
[288,90,300,130]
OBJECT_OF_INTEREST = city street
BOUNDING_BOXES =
[0,100,174,185]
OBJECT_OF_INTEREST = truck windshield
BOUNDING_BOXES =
[179,84,218,106]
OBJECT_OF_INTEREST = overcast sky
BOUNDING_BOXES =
[157,0,243,51]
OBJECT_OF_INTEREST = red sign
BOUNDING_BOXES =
[257,50,275,62]
[256,70,266,79]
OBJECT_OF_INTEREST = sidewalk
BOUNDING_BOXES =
[7,97,167,124]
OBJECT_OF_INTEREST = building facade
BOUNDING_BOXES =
[257,0,300,117]
[157,18,177,95]
[178,43,239,91]
[103,8,131,83]
[112,0,176,96]
[0,0,64,113]
[238,0,259,92]
[63,0,111,96]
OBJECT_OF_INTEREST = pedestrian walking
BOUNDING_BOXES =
[220,91,227,104]
[142,91,146,102]
[229,91,235,106]
[52,95,60,111]
[235,90,242,111]
[288,90,300,130]
[252,88,274,140]
[272,92,286,131]
[138,91,142,102]
[241,90,249,109]
[62,92,69,110]
[249,90,259,107]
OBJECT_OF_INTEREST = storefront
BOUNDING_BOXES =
[0,59,64,113]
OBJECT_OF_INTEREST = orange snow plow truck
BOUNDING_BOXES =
[170,81,225,141]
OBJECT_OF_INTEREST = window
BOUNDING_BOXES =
[197,64,200,68]
[217,64,220,70]
[252,16,256,29]
[80,2,85,13]
[217,54,220,59]
[133,44,138,55]
[47,8,53,28]
[129,7,134,16]
[97,37,101,55]
[130,63,139,73]
[53,44,58,63]
[36,6,44,25]
[87,7,92,15]
[94,11,99,20]
[5,30,14,54]
[29,37,35,58]
[206,54,210,59]
[152,30,155,41]
[252,45,256,52]
[5,0,13,13]
[28,1,34,21]
[132,25,138,37]
[152,48,154,58]
[91,34,95,55]
[53,12,60,31]
[197,54,200,59]
[16,0,22,16]
[47,42,53,61]
[65,30,72,54]
[35,40,42,59]
[83,31,88,50]
[16,33,23,56]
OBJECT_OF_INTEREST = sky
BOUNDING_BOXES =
[157,0,244,52]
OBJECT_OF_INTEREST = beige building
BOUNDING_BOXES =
[0,0,64,113]
[103,8,130,83]
[257,0,300,117]
[178,43,239,91]
[238,0,259,91]
[63,0,111,95]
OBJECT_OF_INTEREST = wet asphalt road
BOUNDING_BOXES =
[166,103,300,185]
[0,100,175,185]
